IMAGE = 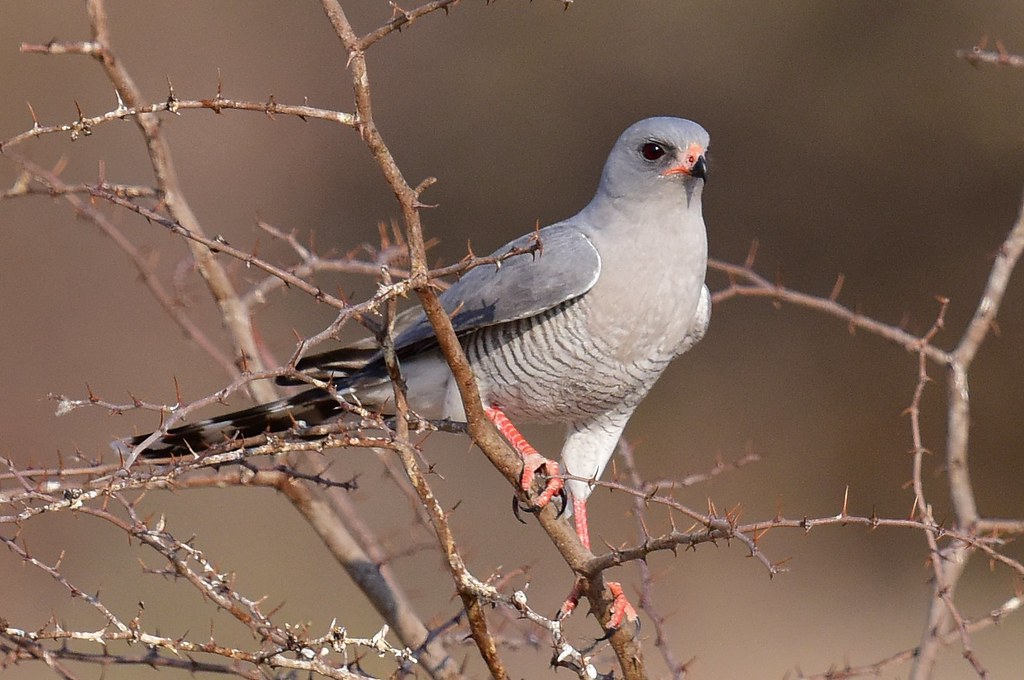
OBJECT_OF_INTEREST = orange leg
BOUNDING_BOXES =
[485,406,564,509]
[485,407,636,630]
[558,497,638,630]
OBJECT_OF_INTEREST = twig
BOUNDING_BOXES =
[0,91,354,152]
[956,42,1024,68]
[709,256,950,365]
[619,441,691,679]
[911,190,1024,680]
[83,0,277,403]
[359,0,463,50]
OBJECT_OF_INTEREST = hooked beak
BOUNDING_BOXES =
[660,142,708,181]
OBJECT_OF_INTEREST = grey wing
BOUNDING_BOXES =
[280,223,601,385]
[392,222,602,351]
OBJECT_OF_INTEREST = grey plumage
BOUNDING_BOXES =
[121,117,711,509]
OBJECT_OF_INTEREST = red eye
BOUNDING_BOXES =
[640,142,666,161]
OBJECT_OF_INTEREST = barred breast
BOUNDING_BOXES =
[464,296,676,425]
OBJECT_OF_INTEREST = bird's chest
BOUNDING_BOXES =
[586,233,706,361]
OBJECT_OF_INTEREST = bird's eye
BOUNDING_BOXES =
[640,142,666,161]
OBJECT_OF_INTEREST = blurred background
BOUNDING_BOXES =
[2,1,1024,678]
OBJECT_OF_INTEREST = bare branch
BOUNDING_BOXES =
[82,0,277,403]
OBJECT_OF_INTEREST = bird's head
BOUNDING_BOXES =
[597,117,709,204]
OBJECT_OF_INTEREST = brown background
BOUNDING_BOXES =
[2,2,1024,678]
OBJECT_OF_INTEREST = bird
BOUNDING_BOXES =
[119,116,711,629]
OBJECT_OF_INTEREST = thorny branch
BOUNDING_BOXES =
[710,247,950,365]
[80,0,277,404]
[956,37,1024,69]
[1,87,356,151]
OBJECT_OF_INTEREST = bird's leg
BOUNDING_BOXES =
[558,497,638,631]
[484,406,635,630]
[484,406,565,509]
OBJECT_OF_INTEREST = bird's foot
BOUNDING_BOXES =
[557,579,638,634]
[486,406,566,515]
[557,579,583,620]
[519,451,566,509]
[602,581,639,633]
[511,454,567,522]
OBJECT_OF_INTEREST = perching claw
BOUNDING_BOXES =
[594,615,642,642]
[512,485,567,524]
[511,496,528,524]
[553,486,568,518]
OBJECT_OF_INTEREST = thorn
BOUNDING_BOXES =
[726,503,742,527]
[753,525,771,545]
[449,300,465,321]
[71,100,91,140]
[113,88,129,117]
[996,39,1010,64]
[531,224,544,257]
[744,238,759,268]
[829,272,845,301]
[25,102,42,135]
[636,513,651,543]
[165,76,180,114]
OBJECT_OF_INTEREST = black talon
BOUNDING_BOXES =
[593,614,640,642]
[512,496,528,524]
[553,487,568,518]
[512,494,544,521]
